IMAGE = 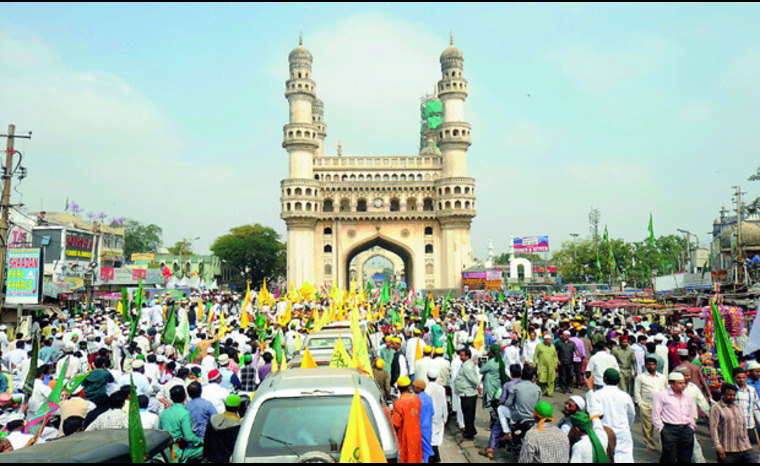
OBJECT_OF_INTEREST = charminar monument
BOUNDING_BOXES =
[280,35,476,292]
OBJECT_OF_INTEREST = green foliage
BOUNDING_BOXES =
[551,234,687,285]
[168,240,194,256]
[124,220,162,259]
[210,224,286,287]
[749,166,760,214]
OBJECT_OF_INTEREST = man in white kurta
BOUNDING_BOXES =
[425,368,447,458]
[450,352,465,430]
[586,368,635,463]
[522,332,539,366]
[405,330,423,379]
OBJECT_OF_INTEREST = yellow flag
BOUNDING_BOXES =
[329,337,353,369]
[300,281,316,302]
[301,347,318,369]
[279,300,292,327]
[431,305,440,321]
[259,279,274,309]
[351,307,373,379]
[473,313,485,352]
[280,355,288,372]
[288,281,300,302]
[339,389,387,463]
[271,351,278,373]
[218,311,227,340]
[197,297,204,320]
[240,306,250,329]
[414,338,423,362]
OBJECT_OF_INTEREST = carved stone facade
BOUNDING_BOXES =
[281,36,476,291]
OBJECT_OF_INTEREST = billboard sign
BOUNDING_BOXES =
[65,232,94,259]
[513,236,549,253]
[7,248,44,304]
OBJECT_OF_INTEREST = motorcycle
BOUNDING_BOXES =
[504,418,536,459]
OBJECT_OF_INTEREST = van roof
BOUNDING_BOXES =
[258,368,377,393]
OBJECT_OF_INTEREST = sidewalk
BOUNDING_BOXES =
[444,388,724,463]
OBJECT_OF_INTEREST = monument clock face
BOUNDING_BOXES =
[374,198,384,208]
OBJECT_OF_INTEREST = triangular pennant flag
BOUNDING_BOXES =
[301,347,318,369]
[329,337,353,369]
[339,389,387,463]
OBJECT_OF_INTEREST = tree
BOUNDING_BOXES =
[551,234,687,286]
[168,240,195,256]
[749,166,760,214]
[124,220,162,260]
[210,224,286,288]
[494,252,543,266]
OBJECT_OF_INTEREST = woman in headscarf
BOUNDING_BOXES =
[568,412,610,463]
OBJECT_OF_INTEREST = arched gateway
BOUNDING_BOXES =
[280,36,477,291]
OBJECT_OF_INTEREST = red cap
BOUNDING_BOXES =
[208,369,221,381]
[620,335,629,342]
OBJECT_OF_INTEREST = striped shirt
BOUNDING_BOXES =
[710,400,752,453]
[735,385,760,429]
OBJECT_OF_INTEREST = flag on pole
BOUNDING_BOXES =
[22,336,38,398]
[603,225,609,243]
[351,307,373,378]
[129,376,147,463]
[473,313,485,353]
[711,300,739,384]
[129,278,143,344]
[161,305,177,346]
[273,330,283,365]
[648,213,656,247]
[339,389,387,463]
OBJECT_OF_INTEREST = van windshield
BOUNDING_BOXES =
[246,396,380,457]
[307,337,353,352]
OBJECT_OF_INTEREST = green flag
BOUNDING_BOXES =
[648,214,656,247]
[711,300,739,384]
[422,296,429,322]
[603,225,609,243]
[446,333,455,361]
[129,278,144,344]
[273,330,283,364]
[22,335,39,398]
[596,250,602,270]
[380,281,390,304]
[520,307,529,338]
[498,291,504,303]
[64,372,90,395]
[121,287,130,324]
[129,375,147,463]
[161,305,177,346]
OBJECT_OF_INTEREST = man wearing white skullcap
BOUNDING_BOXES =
[653,372,695,463]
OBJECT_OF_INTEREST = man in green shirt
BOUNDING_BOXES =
[159,385,203,462]
[81,357,114,401]
[612,336,637,397]
[534,334,558,397]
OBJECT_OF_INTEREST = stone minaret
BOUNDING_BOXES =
[434,34,476,288]
[281,36,320,285]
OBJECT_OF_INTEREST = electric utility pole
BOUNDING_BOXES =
[0,124,32,308]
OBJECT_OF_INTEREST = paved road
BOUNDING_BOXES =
[441,386,760,463]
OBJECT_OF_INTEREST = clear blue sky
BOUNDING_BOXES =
[2,3,759,258]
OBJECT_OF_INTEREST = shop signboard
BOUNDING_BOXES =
[65,232,94,259]
[7,248,44,304]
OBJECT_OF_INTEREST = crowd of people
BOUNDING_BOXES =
[0,285,756,464]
